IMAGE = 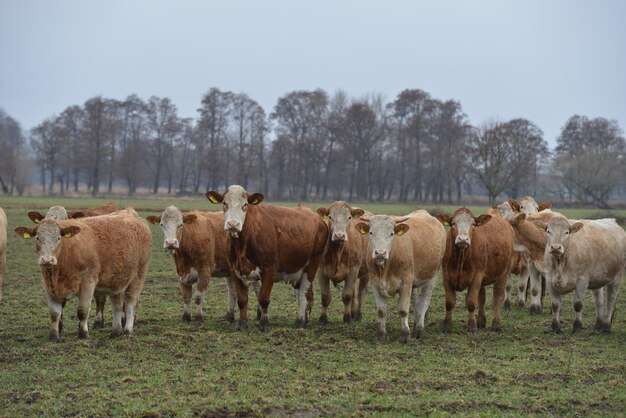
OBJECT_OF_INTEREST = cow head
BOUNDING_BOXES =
[15,219,81,267]
[509,197,552,215]
[356,215,409,267]
[206,185,263,238]
[28,205,69,224]
[534,217,583,257]
[317,202,365,243]
[437,208,491,249]
[147,206,197,252]
[497,201,514,220]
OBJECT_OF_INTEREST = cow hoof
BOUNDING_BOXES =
[376,331,386,342]
[294,319,305,329]
[236,320,248,331]
[224,312,235,323]
[551,322,562,334]
[467,324,478,333]
[572,320,583,333]
[503,300,511,310]
[601,322,612,333]
[442,323,452,333]
[93,319,104,330]
[194,314,204,323]
[78,328,89,339]
[411,328,423,339]
[491,323,502,332]
[353,311,362,322]
[256,307,263,321]
[529,305,542,315]
[110,329,123,338]
[398,332,409,344]
[259,317,270,332]
[517,300,525,309]
[182,312,192,323]
[343,313,352,324]
[49,332,60,342]
[318,314,328,325]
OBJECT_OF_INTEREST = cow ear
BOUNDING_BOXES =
[70,211,86,219]
[508,200,520,212]
[146,215,161,225]
[15,226,36,239]
[248,193,264,205]
[355,222,369,235]
[316,207,329,221]
[394,223,410,236]
[60,226,81,238]
[475,214,492,226]
[513,213,526,225]
[28,211,45,224]
[183,214,197,224]
[533,220,547,232]
[538,202,552,211]
[436,214,451,226]
[351,208,365,218]
[570,222,584,234]
[206,191,224,204]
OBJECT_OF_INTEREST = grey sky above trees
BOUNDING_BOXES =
[1,1,624,144]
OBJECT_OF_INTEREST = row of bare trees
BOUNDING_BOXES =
[1,88,624,206]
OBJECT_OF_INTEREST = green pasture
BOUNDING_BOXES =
[0,196,624,416]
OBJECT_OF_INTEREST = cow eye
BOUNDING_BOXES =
[57,236,61,241]
[451,222,455,226]
[159,223,163,227]
[389,232,394,237]
[348,216,352,220]
[369,231,372,235]
[328,216,332,221]
[565,231,569,235]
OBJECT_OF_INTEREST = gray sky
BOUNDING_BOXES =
[1,1,625,145]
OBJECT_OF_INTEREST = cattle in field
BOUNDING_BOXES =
[15,208,151,340]
[206,185,328,331]
[355,210,445,343]
[529,216,625,333]
[437,208,514,332]
[147,206,260,323]
[27,203,120,328]
[0,207,6,303]
[315,202,369,324]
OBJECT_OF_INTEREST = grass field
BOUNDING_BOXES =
[0,197,625,416]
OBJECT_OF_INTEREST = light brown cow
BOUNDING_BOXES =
[437,208,514,332]
[206,185,328,331]
[316,202,369,324]
[147,206,260,323]
[521,215,625,333]
[15,208,151,340]
[27,203,120,328]
[355,210,445,343]
[0,207,6,303]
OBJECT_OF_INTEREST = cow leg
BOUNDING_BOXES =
[397,283,412,344]
[47,295,63,341]
[465,279,482,332]
[491,278,506,332]
[77,284,95,339]
[592,287,607,332]
[372,286,388,341]
[318,273,331,325]
[477,286,487,329]
[295,276,311,328]
[354,275,368,321]
[504,274,513,310]
[179,281,193,323]
[258,268,275,331]
[224,276,237,323]
[517,267,529,309]
[232,273,249,331]
[572,280,588,332]
[549,284,562,333]
[528,265,543,315]
[110,293,125,337]
[93,295,106,329]
[603,274,623,333]
[342,274,357,324]
[193,273,210,323]
[412,278,435,339]
[251,280,262,320]
[442,278,456,333]
[123,273,145,335]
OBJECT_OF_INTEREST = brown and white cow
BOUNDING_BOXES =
[15,208,151,340]
[355,210,445,343]
[206,185,328,331]
[27,203,120,328]
[530,216,625,333]
[437,208,514,332]
[316,202,369,324]
[147,206,260,323]
[0,207,6,304]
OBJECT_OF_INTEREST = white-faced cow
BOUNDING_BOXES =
[15,208,151,340]
[147,206,260,323]
[0,207,6,303]
[206,185,328,331]
[532,216,625,333]
[437,208,514,332]
[355,210,445,343]
[316,202,369,324]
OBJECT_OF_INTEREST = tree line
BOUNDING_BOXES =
[1,88,624,207]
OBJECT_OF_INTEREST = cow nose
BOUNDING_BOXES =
[226,220,241,231]
[374,249,387,259]
[40,255,56,266]
[165,239,179,249]
[550,244,563,254]
[332,233,346,242]
[455,235,470,248]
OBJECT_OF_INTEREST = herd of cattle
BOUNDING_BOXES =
[1,185,625,342]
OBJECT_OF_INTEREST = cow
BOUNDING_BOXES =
[529,216,625,333]
[0,207,6,303]
[437,208,514,332]
[206,185,328,331]
[146,206,260,323]
[27,203,120,328]
[315,202,369,324]
[355,210,445,343]
[15,208,151,340]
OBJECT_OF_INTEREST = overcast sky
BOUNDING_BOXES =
[1,1,625,145]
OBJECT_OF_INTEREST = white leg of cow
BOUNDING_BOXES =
[412,278,435,339]
[179,282,193,323]
[603,273,623,333]
[528,265,543,315]
[516,267,529,309]
[194,273,211,323]
[77,285,95,339]
[504,274,513,310]
[397,281,413,343]
[592,287,607,332]
[372,286,388,341]
[318,273,331,324]
[251,280,262,320]
[110,293,125,337]
[47,296,63,341]
[193,288,205,323]
[295,278,311,328]
[549,283,562,333]
[123,301,136,335]
[572,280,588,332]
[224,276,237,323]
